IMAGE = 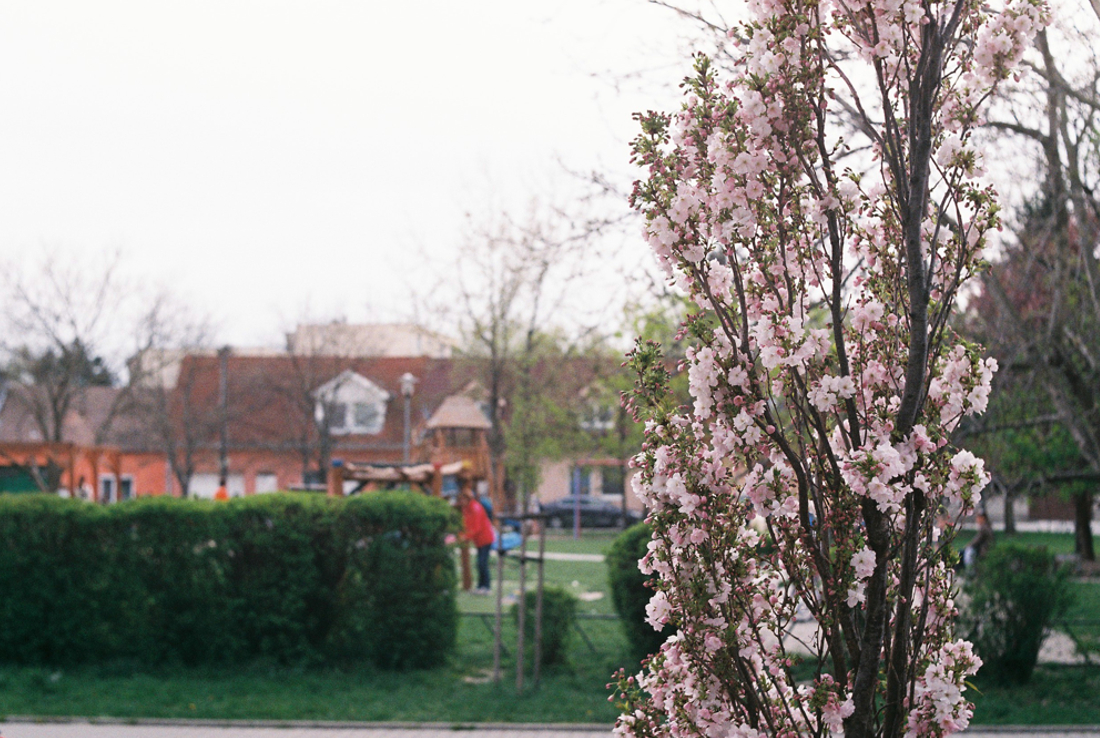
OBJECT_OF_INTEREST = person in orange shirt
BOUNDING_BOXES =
[459,485,494,593]
[214,477,229,501]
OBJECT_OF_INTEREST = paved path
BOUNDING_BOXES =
[539,552,604,562]
[1,720,1097,738]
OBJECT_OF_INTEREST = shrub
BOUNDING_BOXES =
[512,586,577,666]
[0,491,458,670]
[963,542,1075,685]
[606,523,670,661]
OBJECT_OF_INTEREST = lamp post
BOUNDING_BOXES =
[400,372,417,464]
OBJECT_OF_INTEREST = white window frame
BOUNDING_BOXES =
[313,370,390,436]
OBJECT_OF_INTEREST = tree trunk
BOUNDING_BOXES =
[1074,490,1095,561]
[1004,484,1017,535]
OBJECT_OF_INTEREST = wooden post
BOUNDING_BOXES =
[66,447,76,499]
[534,515,545,687]
[460,541,473,591]
[516,503,527,692]
[90,452,100,503]
[492,517,504,683]
[110,450,122,503]
[431,463,443,497]
[328,461,344,497]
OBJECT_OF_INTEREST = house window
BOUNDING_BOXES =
[324,399,385,435]
[353,402,379,430]
[98,475,132,502]
[328,400,384,435]
[444,428,477,447]
[603,466,626,497]
[328,402,349,431]
[313,370,390,436]
[255,472,278,494]
[581,404,615,433]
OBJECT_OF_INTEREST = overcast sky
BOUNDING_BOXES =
[0,1,692,347]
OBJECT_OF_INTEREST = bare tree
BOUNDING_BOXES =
[968,3,1100,559]
[120,292,219,497]
[441,201,619,511]
[1,249,126,446]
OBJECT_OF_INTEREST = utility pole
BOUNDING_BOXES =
[400,372,417,464]
[619,402,629,528]
[218,345,230,483]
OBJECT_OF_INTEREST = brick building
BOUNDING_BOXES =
[0,323,643,511]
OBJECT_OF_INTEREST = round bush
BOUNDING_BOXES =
[607,522,671,661]
[963,541,1074,685]
[513,586,577,666]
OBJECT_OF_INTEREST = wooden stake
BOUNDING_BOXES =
[515,512,527,692]
[534,515,545,687]
[460,541,473,591]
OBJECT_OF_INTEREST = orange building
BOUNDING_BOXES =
[0,338,641,512]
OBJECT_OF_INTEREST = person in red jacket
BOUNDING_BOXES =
[459,485,495,593]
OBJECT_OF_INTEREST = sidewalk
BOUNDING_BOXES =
[539,552,604,562]
[2,720,1097,738]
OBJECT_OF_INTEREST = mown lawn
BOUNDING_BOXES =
[971,665,1100,724]
[0,616,631,723]
[456,537,617,617]
[953,529,1079,555]
[539,530,623,557]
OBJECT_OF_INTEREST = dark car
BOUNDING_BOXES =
[540,495,643,529]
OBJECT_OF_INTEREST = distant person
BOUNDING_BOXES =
[459,485,494,593]
[214,477,229,501]
[963,512,994,570]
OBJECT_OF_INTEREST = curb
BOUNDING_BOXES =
[0,717,614,731]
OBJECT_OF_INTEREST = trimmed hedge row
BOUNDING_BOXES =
[0,492,458,669]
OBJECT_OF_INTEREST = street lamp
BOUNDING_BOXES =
[400,372,417,464]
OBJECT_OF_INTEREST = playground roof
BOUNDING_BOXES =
[425,395,492,430]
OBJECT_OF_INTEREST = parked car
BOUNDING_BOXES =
[540,495,643,529]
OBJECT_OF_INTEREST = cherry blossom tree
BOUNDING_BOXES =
[615,0,1047,735]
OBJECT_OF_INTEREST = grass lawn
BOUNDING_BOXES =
[970,665,1100,724]
[539,530,623,557]
[953,529,1079,555]
[457,540,617,617]
[0,616,632,723]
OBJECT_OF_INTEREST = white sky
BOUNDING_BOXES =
[0,1,692,347]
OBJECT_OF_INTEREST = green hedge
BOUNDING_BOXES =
[0,492,458,669]
[607,522,671,661]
